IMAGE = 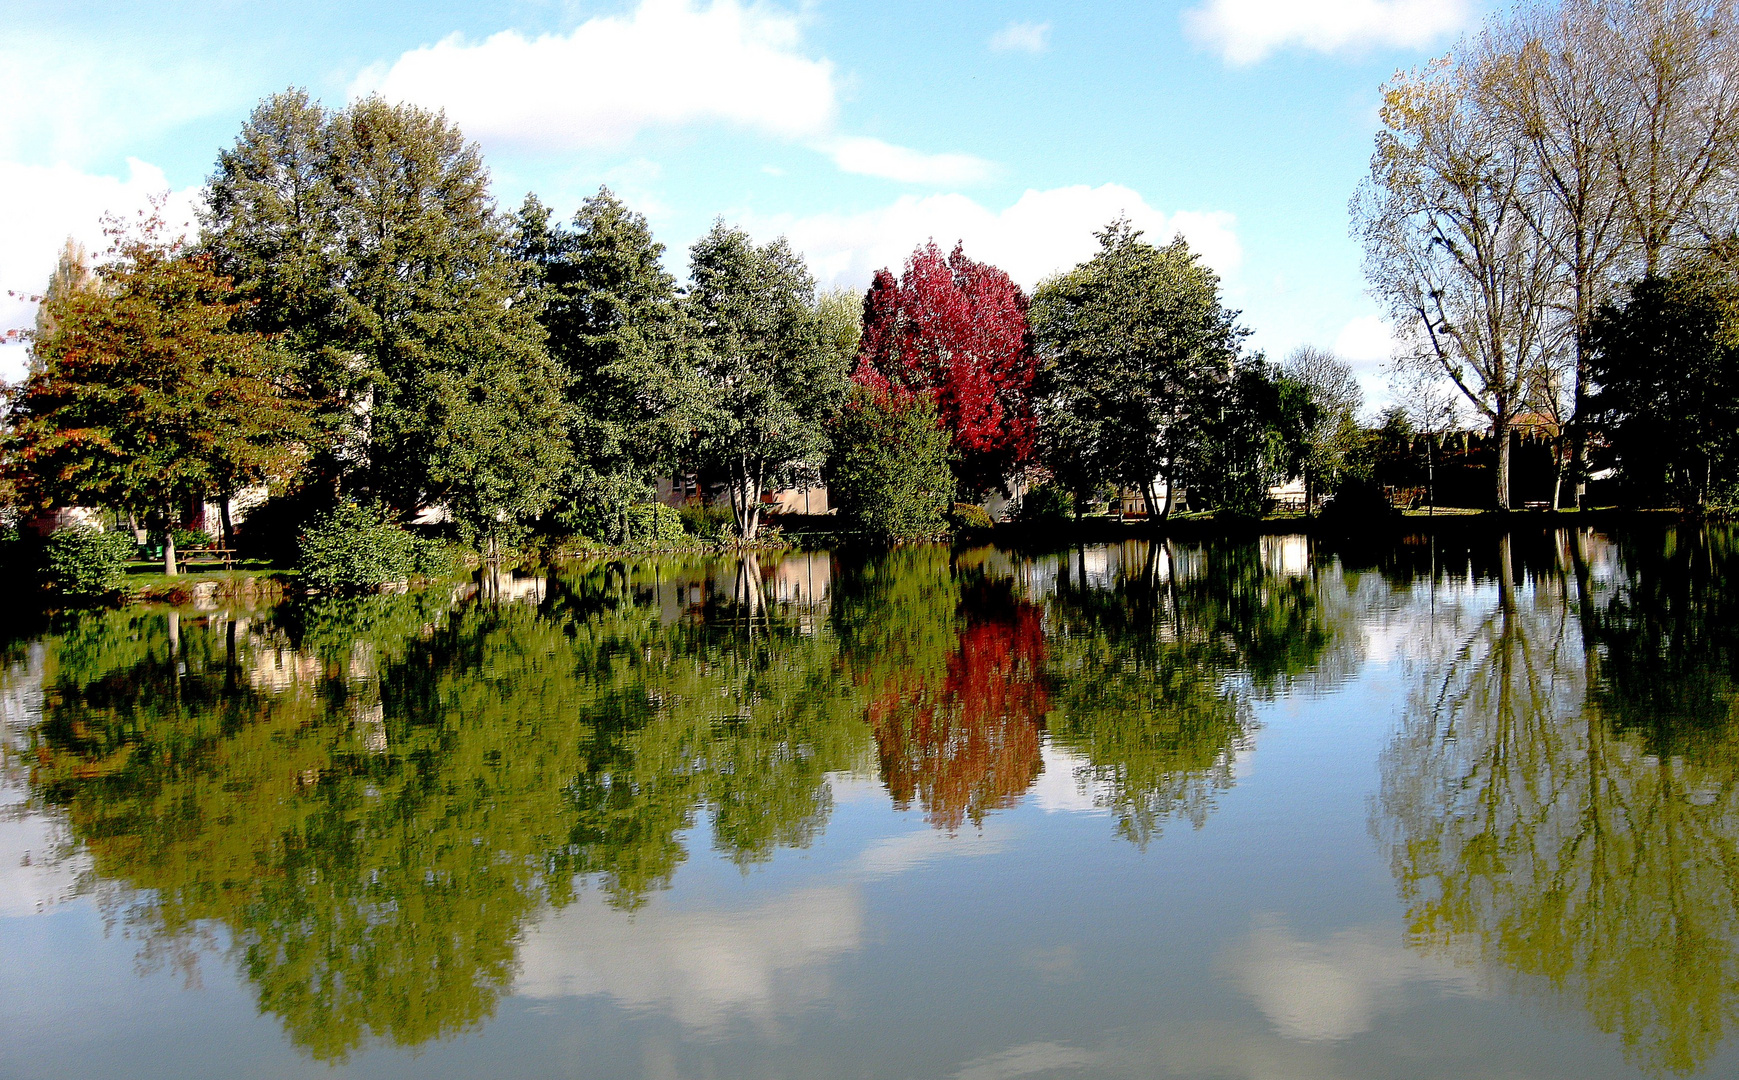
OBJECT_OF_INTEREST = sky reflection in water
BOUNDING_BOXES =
[3,529,1738,1079]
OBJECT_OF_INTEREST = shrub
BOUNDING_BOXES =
[1019,482,1072,524]
[297,502,421,592]
[828,387,954,543]
[680,501,735,541]
[412,540,469,579]
[1320,476,1399,524]
[44,527,136,600]
[171,527,215,552]
[626,502,686,546]
[949,502,994,532]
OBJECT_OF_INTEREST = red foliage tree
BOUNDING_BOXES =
[855,242,1037,495]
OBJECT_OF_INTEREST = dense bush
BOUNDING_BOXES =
[828,387,954,543]
[1019,482,1073,524]
[297,503,424,592]
[679,502,735,541]
[44,527,136,600]
[172,527,215,552]
[1320,476,1399,524]
[626,502,686,546]
[949,502,994,532]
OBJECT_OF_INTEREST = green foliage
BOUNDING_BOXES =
[171,527,214,551]
[949,502,994,531]
[1019,482,1073,524]
[296,502,422,592]
[686,221,850,539]
[204,92,570,539]
[514,189,699,538]
[1189,359,1311,518]
[1589,265,1739,507]
[678,501,734,541]
[1031,219,1248,519]
[43,527,136,600]
[625,502,686,546]
[828,387,954,543]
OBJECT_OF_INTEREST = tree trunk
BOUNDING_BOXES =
[1495,418,1513,511]
[163,514,179,577]
[219,491,236,551]
[1160,473,1177,522]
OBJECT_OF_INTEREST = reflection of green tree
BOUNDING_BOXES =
[25,565,870,1060]
[1042,540,1333,845]
[1379,533,1739,1077]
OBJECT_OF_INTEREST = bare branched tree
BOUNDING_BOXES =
[1356,57,1562,509]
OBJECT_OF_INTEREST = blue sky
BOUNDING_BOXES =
[0,0,1490,400]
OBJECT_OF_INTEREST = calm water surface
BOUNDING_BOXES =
[3,530,1737,1079]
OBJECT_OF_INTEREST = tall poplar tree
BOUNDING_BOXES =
[514,188,697,539]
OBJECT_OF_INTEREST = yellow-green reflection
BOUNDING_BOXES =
[1378,529,1739,1076]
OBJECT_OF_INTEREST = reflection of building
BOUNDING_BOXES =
[1260,535,1311,578]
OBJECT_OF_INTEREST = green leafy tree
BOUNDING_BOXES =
[6,211,310,574]
[202,91,570,542]
[513,188,699,541]
[1187,359,1313,518]
[828,386,954,543]
[1588,263,1739,507]
[1030,220,1246,522]
[685,222,848,539]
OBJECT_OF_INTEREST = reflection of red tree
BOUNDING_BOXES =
[870,586,1049,830]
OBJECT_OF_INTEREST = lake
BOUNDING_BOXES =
[3,528,1737,1079]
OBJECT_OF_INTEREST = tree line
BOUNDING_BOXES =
[2,89,1333,568]
[1359,0,1739,510]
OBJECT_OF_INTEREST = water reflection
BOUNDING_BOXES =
[5,541,1337,1061]
[1377,528,1739,1076]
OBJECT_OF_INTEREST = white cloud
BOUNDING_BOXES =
[989,21,1052,55]
[515,885,863,1029]
[754,184,1242,292]
[820,136,996,185]
[951,1041,1103,1080]
[1330,313,1399,410]
[855,826,1006,876]
[0,159,201,384]
[1331,314,1395,367]
[1183,0,1472,65]
[351,0,837,152]
[0,33,239,169]
[1219,916,1481,1041]
[1030,743,1111,814]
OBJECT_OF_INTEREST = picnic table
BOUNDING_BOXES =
[177,547,239,570]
